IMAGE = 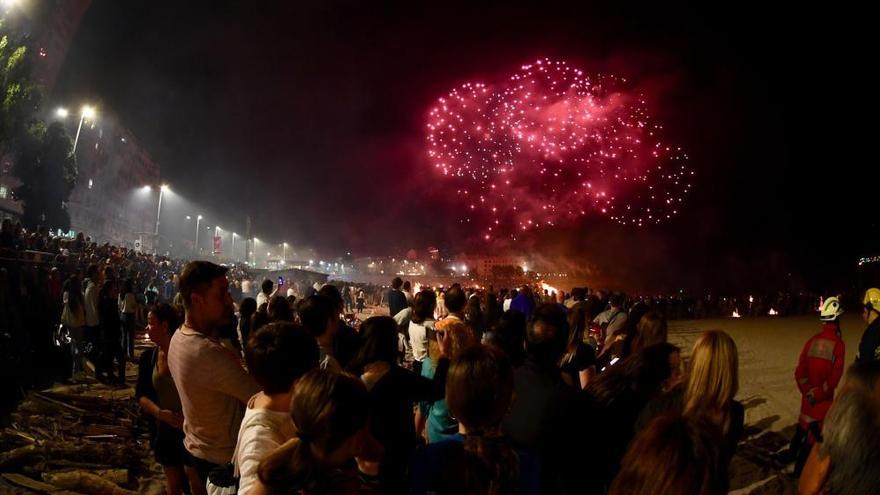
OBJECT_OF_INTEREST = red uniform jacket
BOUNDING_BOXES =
[795,322,845,426]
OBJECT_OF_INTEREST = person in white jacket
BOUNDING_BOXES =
[234,322,319,495]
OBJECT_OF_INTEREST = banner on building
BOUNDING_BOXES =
[213,236,222,255]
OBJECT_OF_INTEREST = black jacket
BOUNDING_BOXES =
[503,357,585,494]
[388,289,408,318]
[366,359,449,494]
[858,318,880,363]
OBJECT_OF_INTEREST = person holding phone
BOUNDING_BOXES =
[256,278,277,309]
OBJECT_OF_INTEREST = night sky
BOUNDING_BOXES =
[53,1,874,292]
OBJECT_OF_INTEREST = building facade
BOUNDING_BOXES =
[67,119,160,246]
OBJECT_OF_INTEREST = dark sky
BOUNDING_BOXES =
[53,1,875,292]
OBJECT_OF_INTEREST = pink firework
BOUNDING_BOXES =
[425,58,693,240]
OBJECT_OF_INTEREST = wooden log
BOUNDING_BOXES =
[2,472,58,492]
[41,470,138,495]
[42,442,140,466]
[88,470,127,486]
[3,428,36,444]
[80,425,131,438]
[46,460,112,471]
[0,445,40,470]
[42,469,127,488]
[31,394,87,414]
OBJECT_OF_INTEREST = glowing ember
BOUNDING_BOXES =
[426,58,693,239]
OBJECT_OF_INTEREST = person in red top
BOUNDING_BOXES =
[786,296,845,477]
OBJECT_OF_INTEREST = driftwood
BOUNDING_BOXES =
[45,469,127,486]
[42,471,137,495]
[0,444,40,470]
[86,470,127,486]
[3,428,36,445]
[2,472,60,492]
[32,393,87,414]
[42,442,140,466]
[1,335,157,494]
[47,460,113,471]
[0,442,139,471]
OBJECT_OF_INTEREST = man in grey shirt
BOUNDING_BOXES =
[168,261,259,493]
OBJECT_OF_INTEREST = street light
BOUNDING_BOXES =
[153,184,169,253]
[56,107,69,119]
[72,105,97,155]
[231,233,237,262]
[194,215,203,255]
[1,0,22,12]
[214,226,222,257]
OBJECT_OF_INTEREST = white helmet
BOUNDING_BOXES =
[819,296,843,321]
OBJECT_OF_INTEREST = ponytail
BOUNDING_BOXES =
[257,435,317,490]
[461,433,519,494]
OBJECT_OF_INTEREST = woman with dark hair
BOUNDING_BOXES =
[348,316,451,494]
[583,342,683,493]
[560,303,597,390]
[628,311,668,356]
[97,280,124,384]
[609,414,728,495]
[136,303,198,495]
[412,344,540,494]
[637,330,741,461]
[464,295,485,340]
[252,303,270,334]
[119,278,138,359]
[252,369,380,495]
[267,294,293,323]
[484,310,527,367]
[238,297,257,345]
[408,289,437,373]
[484,292,503,332]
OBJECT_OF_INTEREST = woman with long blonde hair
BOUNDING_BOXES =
[637,330,743,460]
[684,330,740,437]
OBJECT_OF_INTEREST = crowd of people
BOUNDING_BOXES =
[1,221,189,406]
[3,222,880,494]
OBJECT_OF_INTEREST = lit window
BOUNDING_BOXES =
[88,179,93,189]
[0,185,7,199]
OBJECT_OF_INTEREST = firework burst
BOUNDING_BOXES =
[426,58,693,240]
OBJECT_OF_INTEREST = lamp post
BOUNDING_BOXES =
[194,215,203,256]
[153,184,169,253]
[72,105,96,155]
